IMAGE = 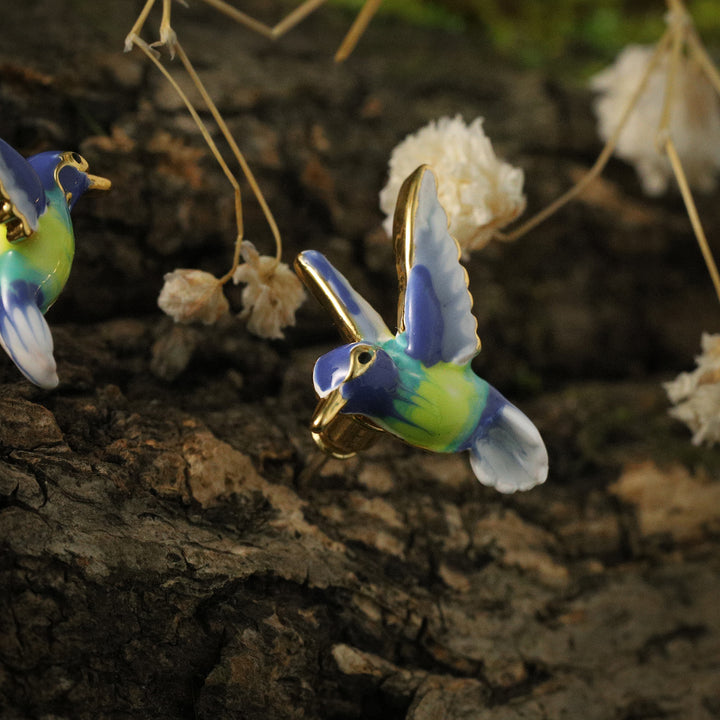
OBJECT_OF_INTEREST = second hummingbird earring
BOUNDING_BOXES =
[0,138,111,388]
[295,165,548,493]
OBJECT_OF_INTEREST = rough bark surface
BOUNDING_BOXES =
[1,1,719,719]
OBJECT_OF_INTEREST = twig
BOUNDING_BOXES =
[131,36,246,273]
[665,138,720,304]
[174,42,283,270]
[499,29,673,243]
[124,0,157,51]
[297,450,330,485]
[687,30,720,98]
[334,0,383,62]
[655,2,684,152]
[198,0,276,39]
[272,0,327,38]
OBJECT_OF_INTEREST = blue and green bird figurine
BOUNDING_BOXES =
[295,165,548,493]
[0,138,111,388]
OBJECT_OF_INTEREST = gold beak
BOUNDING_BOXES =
[311,388,348,436]
[87,173,112,192]
[309,388,384,459]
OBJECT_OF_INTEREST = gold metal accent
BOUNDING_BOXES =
[54,152,111,201]
[87,173,112,192]
[310,388,383,458]
[391,164,481,354]
[294,253,364,343]
[0,181,33,241]
[305,344,384,459]
[295,248,388,457]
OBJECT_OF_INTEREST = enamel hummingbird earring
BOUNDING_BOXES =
[0,138,111,388]
[295,165,548,493]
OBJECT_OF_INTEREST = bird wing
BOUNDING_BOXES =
[0,138,47,240]
[393,166,480,367]
[0,252,58,388]
[468,385,548,493]
[295,250,392,344]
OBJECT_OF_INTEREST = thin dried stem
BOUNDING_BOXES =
[157,0,177,56]
[500,29,673,243]
[124,0,157,50]
[297,450,330,485]
[273,0,327,38]
[131,36,245,277]
[665,138,720,304]
[175,42,283,268]
[335,0,382,62]
[195,0,375,60]
[687,30,720,98]
[198,0,275,39]
[656,8,685,150]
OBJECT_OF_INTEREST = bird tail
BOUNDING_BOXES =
[0,279,58,389]
[468,390,548,493]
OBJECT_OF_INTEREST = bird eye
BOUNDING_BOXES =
[357,350,373,365]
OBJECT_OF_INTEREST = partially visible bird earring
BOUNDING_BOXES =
[0,139,111,388]
[295,165,548,493]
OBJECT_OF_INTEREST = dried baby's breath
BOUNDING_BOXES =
[665,333,720,445]
[591,44,720,196]
[158,268,229,325]
[232,242,305,340]
[380,115,526,254]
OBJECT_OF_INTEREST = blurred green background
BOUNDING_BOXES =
[332,0,720,75]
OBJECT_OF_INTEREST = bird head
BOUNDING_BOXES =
[313,341,399,428]
[28,150,111,209]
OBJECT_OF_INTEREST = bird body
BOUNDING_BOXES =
[0,184,74,312]
[0,140,110,387]
[297,165,548,493]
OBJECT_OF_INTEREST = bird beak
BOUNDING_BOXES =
[309,386,384,459]
[311,387,348,436]
[86,173,112,192]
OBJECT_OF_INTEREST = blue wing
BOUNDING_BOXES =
[0,254,58,389]
[393,166,480,367]
[0,139,47,239]
[468,385,548,493]
[295,250,392,344]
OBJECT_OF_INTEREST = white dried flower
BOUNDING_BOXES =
[379,115,526,255]
[158,269,229,325]
[232,242,305,340]
[664,333,720,445]
[591,44,720,196]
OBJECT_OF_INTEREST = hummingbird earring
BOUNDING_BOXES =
[295,165,548,493]
[0,138,111,388]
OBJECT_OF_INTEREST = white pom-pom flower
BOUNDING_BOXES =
[379,115,526,255]
[664,333,720,445]
[591,44,720,196]
[232,242,305,340]
[158,269,229,325]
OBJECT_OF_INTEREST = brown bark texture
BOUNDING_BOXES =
[1,1,719,718]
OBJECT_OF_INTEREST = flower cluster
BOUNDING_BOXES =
[157,243,305,340]
[379,115,526,255]
[591,44,720,196]
[158,269,229,325]
[232,242,306,340]
[664,333,720,445]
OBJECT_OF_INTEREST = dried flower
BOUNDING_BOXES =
[158,268,229,325]
[664,333,720,445]
[591,44,720,196]
[379,115,526,254]
[232,242,305,339]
